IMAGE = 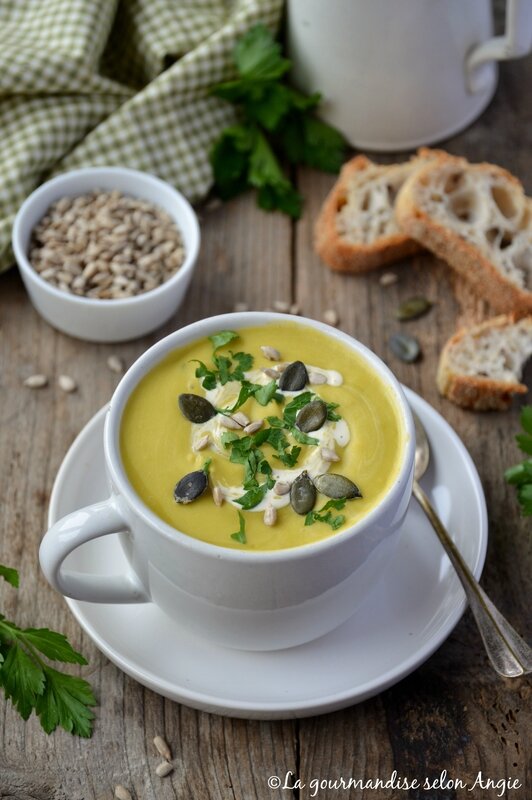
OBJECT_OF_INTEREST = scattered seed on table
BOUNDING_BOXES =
[388,332,421,363]
[322,309,339,326]
[114,787,133,800]
[58,375,77,393]
[273,299,291,313]
[155,761,174,778]
[23,374,48,389]
[234,301,249,313]
[396,296,433,321]
[289,303,300,315]
[153,735,172,761]
[379,272,398,287]
[107,355,124,373]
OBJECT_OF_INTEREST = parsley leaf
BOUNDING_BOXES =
[210,24,346,217]
[505,405,532,516]
[230,511,247,544]
[0,564,19,588]
[0,567,95,736]
[209,330,239,352]
[305,498,347,531]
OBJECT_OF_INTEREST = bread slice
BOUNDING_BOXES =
[437,315,532,410]
[395,154,532,315]
[314,153,439,273]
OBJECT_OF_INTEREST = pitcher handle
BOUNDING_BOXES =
[467,0,532,92]
[39,496,149,604]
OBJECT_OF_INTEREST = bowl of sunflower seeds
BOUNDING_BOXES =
[12,167,200,342]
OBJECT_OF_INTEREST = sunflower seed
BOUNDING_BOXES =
[212,486,224,507]
[274,481,290,496]
[289,303,300,315]
[178,394,216,423]
[279,361,308,391]
[264,506,277,526]
[296,399,327,433]
[308,371,327,385]
[232,411,250,427]
[262,367,280,379]
[379,272,398,287]
[114,787,133,800]
[314,473,362,499]
[261,345,281,361]
[322,309,339,326]
[388,333,421,363]
[321,447,340,462]
[58,374,77,393]
[234,301,249,312]
[174,471,208,504]
[194,433,210,451]
[107,355,124,374]
[155,761,174,777]
[220,415,243,430]
[23,374,48,389]
[153,735,172,761]
[396,296,432,321]
[273,300,291,313]
[290,471,316,515]
[243,420,263,435]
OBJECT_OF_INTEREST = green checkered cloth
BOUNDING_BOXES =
[0,0,283,273]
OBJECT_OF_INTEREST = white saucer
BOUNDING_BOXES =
[48,388,487,719]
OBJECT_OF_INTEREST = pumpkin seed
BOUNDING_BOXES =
[314,473,362,499]
[295,399,327,432]
[388,333,421,363]
[279,360,308,391]
[290,471,316,515]
[178,393,216,423]
[396,296,432,321]
[174,470,208,504]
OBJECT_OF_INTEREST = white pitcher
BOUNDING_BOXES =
[287,0,532,150]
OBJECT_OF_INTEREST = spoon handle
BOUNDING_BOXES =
[413,479,532,678]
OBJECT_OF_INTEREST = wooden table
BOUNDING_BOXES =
[1,51,531,800]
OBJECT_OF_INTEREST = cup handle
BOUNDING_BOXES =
[39,497,149,604]
[467,0,532,92]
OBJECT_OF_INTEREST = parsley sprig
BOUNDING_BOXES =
[230,512,247,544]
[505,406,532,516]
[305,498,347,531]
[210,24,346,218]
[0,565,96,736]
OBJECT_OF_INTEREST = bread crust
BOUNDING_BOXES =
[314,155,422,273]
[395,154,532,315]
[437,314,531,411]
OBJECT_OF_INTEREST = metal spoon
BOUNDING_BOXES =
[412,411,532,678]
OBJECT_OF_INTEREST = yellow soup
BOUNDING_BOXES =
[120,322,406,550]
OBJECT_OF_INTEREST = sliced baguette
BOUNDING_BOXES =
[437,315,532,410]
[314,151,442,273]
[395,153,532,315]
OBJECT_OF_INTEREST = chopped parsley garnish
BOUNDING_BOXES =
[202,458,212,475]
[505,405,532,516]
[230,511,247,543]
[305,498,347,531]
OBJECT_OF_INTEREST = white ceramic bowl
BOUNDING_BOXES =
[12,167,200,342]
[40,312,415,651]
